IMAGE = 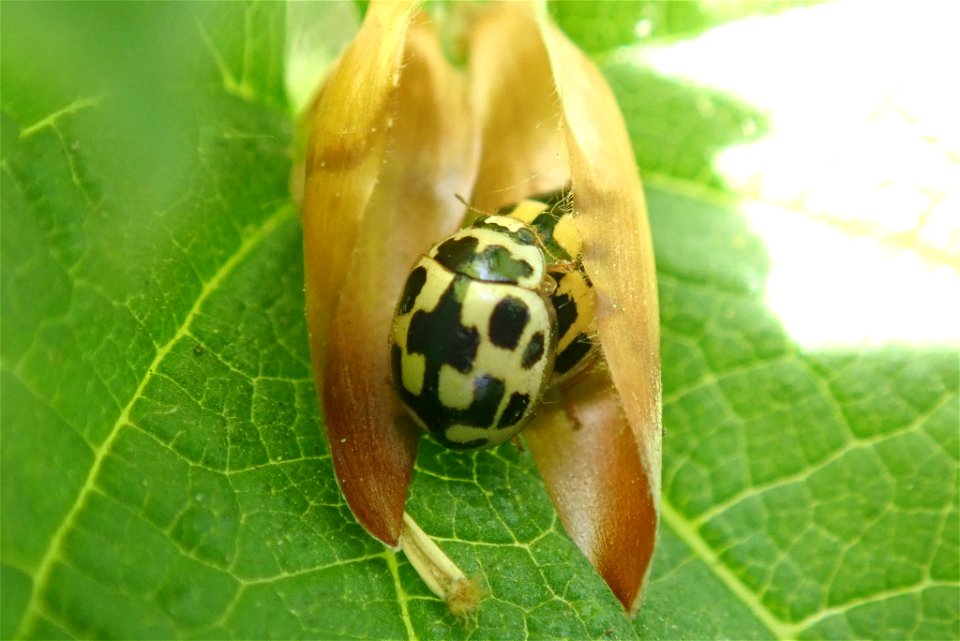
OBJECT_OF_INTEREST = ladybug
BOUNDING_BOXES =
[390,191,596,449]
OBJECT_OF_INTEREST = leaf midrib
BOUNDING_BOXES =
[14,201,296,638]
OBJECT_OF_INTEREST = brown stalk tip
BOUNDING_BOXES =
[398,512,485,623]
[446,575,487,625]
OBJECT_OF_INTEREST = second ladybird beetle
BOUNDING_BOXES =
[390,191,597,449]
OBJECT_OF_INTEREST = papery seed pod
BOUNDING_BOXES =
[301,1,475,546]
[299,0,660,615]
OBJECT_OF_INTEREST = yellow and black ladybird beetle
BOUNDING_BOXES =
[390,191,597,449]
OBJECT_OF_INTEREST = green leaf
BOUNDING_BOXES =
[613,3,960,639]
[549,0,813,56]
[2,2,958,640]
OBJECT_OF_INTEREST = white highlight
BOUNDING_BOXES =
[626,1,959,348]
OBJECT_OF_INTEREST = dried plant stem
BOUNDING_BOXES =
[398,512,485,621]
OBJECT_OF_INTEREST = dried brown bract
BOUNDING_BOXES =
[299,0,660,615]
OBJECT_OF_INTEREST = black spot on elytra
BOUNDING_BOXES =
[521,331,545,369]
[390,342,404,387]
[489,297,529,350]
[530,212,572,262]
[397,266,427,315]
[496,190,574,263]
[555,333,593,375]
[552,287,579,339]
[434,236,534,284]
[434,236,479,273]
[407,276,478,375]
[469,375,506,426]
[438,376,507,450]
[498,392,531,428]
[394,274,513,449]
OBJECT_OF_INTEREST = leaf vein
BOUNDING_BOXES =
[19,95,102,140]
[14,203,295,639]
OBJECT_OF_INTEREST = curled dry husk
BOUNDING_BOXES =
[300,0,660,614]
